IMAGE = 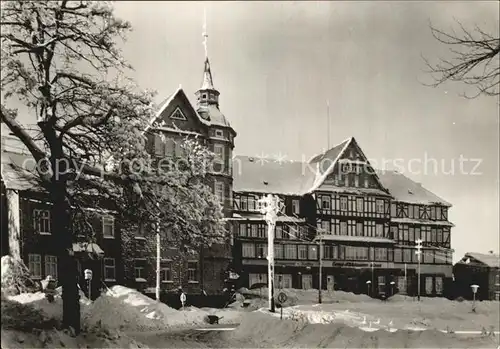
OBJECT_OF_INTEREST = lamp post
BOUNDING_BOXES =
[259,194,283,313]
[415,239,423,301]
[156,202,161,302]
[318,235,323,304]
[471,284,479,312]
[366,280,371,296]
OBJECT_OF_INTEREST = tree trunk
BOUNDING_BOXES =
[52,181,80,334]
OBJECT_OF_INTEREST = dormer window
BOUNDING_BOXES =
[202,93,207,99]
[215,129,223,138]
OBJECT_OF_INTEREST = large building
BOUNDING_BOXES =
[230,137,455,298]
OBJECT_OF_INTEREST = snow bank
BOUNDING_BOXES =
[1,256,36,295]
[230,312,499,348]
[83,285,209,332]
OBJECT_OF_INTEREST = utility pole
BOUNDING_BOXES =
[415,239,423,301]
[156,203,161,302]
[259,194,282,313]
[318,235,323,304]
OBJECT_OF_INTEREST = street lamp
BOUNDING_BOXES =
[471,284,479,312]
[415,239,423,301]
[366,280,371,296]
[313,236,323,304]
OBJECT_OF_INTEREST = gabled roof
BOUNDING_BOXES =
[232,138,452,207]
[376,170,451,207]
[307,137,387,194]
[458,252,500,268]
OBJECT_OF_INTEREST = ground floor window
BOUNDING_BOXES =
[495,292,500,301]
[161,260,172,282]
[103,258,116,281]
[301,274,313,290]
[397,276,407,294]
[28,254,42,279]
[425,276,433,294]
[187,262,198,282]
[378,275,386,294]
[44,255,57,279]
[435,276,443,295]
[249,273,267,287]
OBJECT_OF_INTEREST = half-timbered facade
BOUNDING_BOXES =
[231,137,454,298]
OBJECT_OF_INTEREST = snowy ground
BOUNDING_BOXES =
[238,288,500,333]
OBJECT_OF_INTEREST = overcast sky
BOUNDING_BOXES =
[9,1,500,261]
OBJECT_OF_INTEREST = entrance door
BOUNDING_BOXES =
[327,275,334,291]
[302,274,313,290]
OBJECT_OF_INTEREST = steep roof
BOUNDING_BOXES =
[232,138,451,207]
[458,252,500,268]
[198,104,232,128]
[200,57,215,91]
[376,170,451,207]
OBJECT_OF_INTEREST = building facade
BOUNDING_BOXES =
[453,252,500,301]
[1,143,123,298]
[230,137,455,298]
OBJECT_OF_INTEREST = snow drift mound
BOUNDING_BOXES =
[83,285,208,332]
[230,312,499,348]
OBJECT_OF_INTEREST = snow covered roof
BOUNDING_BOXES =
[200,57,215,90]
[1,150,42,191]
[232,144,451,208]
[316,235,396,244]
[227,212,305,223]
[232,155,316,196]
[458,252,500,268]
[391,217,454,227]
[376,170,451,207]
[198,104,232,128]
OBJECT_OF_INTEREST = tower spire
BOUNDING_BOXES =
[196,6,219,109]
[203,7,208,59]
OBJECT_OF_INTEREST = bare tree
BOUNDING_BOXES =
[1,1,225,333]
[423,20,499,98]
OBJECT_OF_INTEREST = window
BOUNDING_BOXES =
[298,245,308,260]
[249,273,267,288]
[394,248,402,262]
[275,244,284,259]
[275,225,283,239]
[425,277,433,295]
[250,224,258,238]
[104,258,116,281]
[321,196,330,210]
[390,203,397,217]
[215,129,224,138]
[309,245,318,260]
[356,222,363,236]
[33,209,51,234]
[408,205,414,219]
[375,224,384,237]
[284,245,297,259]
[134,260,145,280]
[364,177,369,188]
[170,107,186,120]
[161,260,172,282]
[28,254,42,279]
[356,198,364,213]
[256,243,267,258]
[276,274,292,289]
[430,207,436,220]
[292,199,300,215]
[424,250,434,264]
[321,220,330,234]
[215,180,224,204]
[414,205,420,219]
[436,206,442,220]
[187,262,198,282]
[390,225,398,239]
[376,200,384,214]
[374,248,387,261]
[214,144,225,171]
[239,223,247,237]
[434,276,443,294]
[403,249,412,263]
[44,255,57,279]
[409,226,415,242]
[347,220,356,236]
[240,196,248,210]
[340,221,347,235]
[242,243,255,258]
[102,216,115,238]
[340,197,348,211]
